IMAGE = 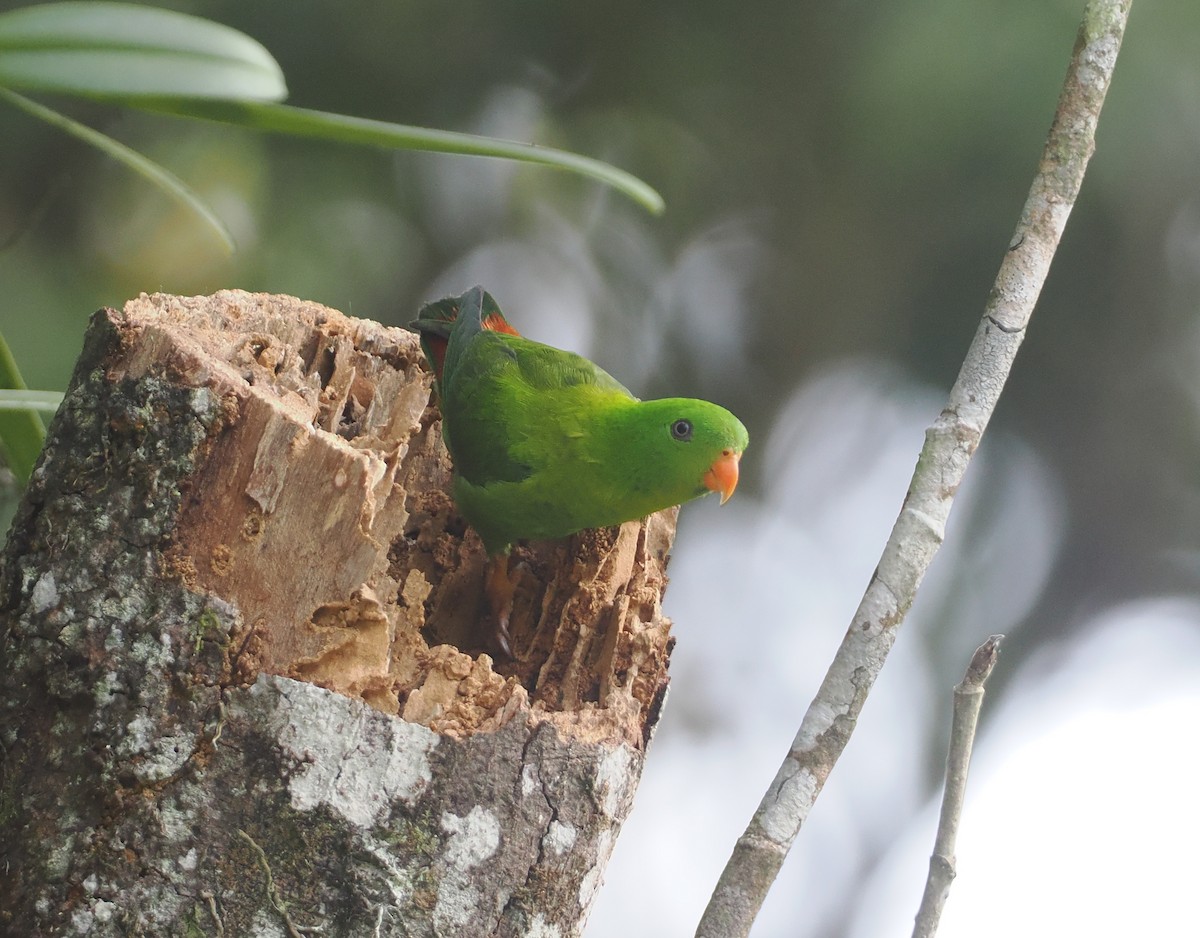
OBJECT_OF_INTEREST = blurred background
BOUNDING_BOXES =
[2,1,1197,935]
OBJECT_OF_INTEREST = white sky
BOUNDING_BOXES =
[851,601,1200,938]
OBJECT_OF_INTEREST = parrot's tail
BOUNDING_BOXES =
[407,287,521,383]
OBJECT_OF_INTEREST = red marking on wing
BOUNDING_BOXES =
[425,310,521,384]
[426,334,449,383]
[483,312,521,336]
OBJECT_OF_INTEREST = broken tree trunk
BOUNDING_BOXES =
[0,291,676,937]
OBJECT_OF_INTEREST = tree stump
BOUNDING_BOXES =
[0,291,676,937]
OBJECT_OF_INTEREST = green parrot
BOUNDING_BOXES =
[409,286,748,653]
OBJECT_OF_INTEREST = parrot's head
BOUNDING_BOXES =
[629,398,748,507]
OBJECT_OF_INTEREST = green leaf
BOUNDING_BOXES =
[136,99,667,215]
[0,1,286,101]
[0,2,661,228]
[0,330,46,483]
[0,390,64,413]
[0,87,236,251]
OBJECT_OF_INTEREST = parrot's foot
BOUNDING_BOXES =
[486,554,517,657]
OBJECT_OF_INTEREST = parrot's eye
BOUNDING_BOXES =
[670,419,693,442]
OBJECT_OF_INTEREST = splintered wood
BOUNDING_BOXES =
[122,291,674,748]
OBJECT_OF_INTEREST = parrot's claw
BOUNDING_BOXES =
[486,554,517,657]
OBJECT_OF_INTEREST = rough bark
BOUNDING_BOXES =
[0,291,676,937]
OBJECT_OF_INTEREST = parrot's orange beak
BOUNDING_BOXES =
[703,449,741,505]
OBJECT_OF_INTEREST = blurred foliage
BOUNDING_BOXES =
[0,1,667,480]
[0,335,44,484]
[0,0,1196,610]
[1,0,1197,602]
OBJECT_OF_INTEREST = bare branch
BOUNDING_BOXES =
[697,3,1132,935]
[912,635,1004,938]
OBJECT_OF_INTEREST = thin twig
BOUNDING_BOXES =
[696,4,1132,936]
[200,889,225,936]
[912,635,1004,938]
[237,829,308,938]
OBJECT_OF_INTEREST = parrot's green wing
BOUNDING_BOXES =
[438,289,633,490]
[511,339,632,397]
